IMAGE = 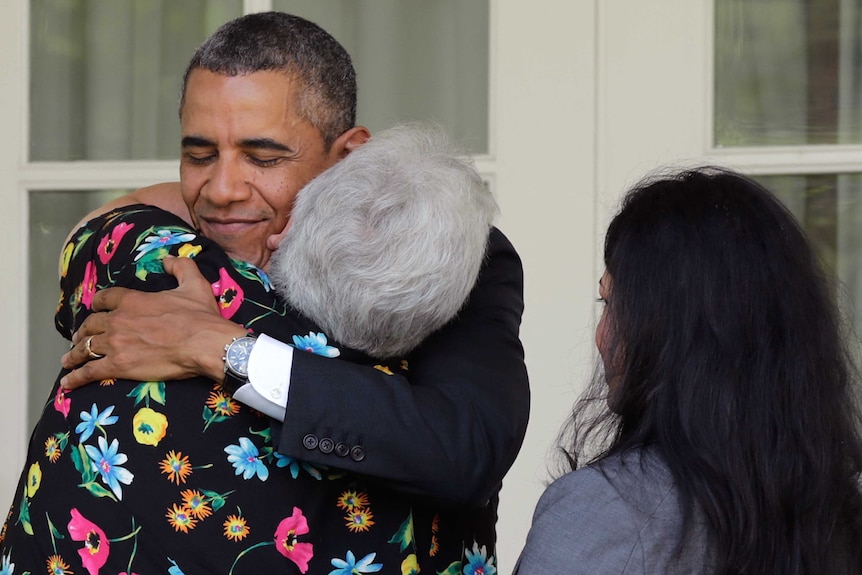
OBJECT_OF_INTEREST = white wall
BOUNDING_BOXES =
[492,2,599,570]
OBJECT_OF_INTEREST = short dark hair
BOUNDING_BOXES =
[561,167,862,573]
[179,11,357,149]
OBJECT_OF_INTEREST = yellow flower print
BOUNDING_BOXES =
[181,489,212,519]
[223,513,250,541]
[47,553,73,574]
[99,378,116,386]
[26,462,42,497]
[56,293,64,315]
[178,244,202,258]
[160,450,193,485]
[166,504,197,533]
[337,490,369,511]
[61,242,74,278]
[0,509,10,545]
[206,390,240,417]
[133,407,168,446]
[401,554,420,575]
[45,436,62,463]
[373,364,394,375]
[345,508,374,533]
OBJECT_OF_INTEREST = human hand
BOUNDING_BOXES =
[60,256,248,389]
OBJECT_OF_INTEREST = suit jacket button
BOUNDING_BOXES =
[319,437,334,454]
[350,445,365,462]
[302,434,318,450]
[334,442,349,457]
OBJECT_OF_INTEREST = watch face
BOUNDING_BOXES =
[226,337,255,377]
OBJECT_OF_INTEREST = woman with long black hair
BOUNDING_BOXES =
[517,167,862,574]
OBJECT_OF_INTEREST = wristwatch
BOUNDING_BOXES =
[223,335,257,395]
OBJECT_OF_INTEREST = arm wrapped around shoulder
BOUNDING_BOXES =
[269,123,498,359]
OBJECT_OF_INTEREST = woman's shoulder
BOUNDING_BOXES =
[536,450,676,526]
[517,450,703,574]
[56,205,212,337]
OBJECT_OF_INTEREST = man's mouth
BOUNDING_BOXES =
[200,217,262,235]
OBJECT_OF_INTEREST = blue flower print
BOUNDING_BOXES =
[256,268,273,291]
[292,332,341,358]
[75,403,118,442]
[0,551,14,575]
[329,550,383,575]
[463,542,496,575]
[273,452,323,480]
[167,557,186,575]
[134,229,196,261]
[84,436,134,500]
[225,437,269,481]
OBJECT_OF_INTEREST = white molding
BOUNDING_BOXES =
[243,0,272,14]
[704,0,717,155]
[703,146,862,175]
[21,161,180,190]
[486,0,498,163]
[1,0,27,512]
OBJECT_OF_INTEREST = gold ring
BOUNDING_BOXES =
[85,336,104,360]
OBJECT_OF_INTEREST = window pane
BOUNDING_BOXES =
[714,0,862,146]
[29,0,242,161]
[273,0,490,154]
[28,190,127,429]
[756,174,862,333]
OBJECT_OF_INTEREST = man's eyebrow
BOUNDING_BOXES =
[238,138,294,153]
[181,136,215,148]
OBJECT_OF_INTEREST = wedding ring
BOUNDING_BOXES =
[85,336,104,360]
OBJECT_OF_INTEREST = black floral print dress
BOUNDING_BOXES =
[0,206,498,575]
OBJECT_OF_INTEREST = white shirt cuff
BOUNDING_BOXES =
[231,333,294,420]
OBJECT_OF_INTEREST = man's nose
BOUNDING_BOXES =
[204,158,252,205]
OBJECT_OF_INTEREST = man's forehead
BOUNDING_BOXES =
[184,68,301,102]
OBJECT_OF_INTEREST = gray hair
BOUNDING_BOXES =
[179,11,356,149]
[269,123,498,358]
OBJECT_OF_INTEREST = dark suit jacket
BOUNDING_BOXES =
[276,227,530,508]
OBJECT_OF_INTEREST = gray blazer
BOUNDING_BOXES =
[515,450,713,574]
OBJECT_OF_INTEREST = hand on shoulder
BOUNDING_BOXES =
[60,182,188,275]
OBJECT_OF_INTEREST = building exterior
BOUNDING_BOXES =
[2,1,861,571]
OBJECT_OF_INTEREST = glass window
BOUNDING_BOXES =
[29,0,242,161]
[714,0,862,146]
[756,174,862,330]
[28,190,127,428]
[273,0,490,154]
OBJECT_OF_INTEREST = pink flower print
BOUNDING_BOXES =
[54,386,71,419]
[274,507,313,573]
[81,260,98,310]
[67,508,110,575]
[97,222,134,264]
[211,268,244,320]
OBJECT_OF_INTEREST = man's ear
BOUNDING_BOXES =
[330,126,370,159]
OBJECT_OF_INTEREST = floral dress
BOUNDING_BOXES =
[0,206,497,575]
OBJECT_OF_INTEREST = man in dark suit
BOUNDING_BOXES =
[59,11,529,573]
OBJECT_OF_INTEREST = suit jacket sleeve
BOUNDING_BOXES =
[274,227,529,507]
